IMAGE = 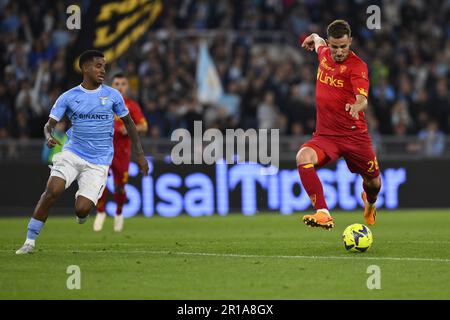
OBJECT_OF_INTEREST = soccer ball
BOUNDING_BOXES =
[342,223,373,253]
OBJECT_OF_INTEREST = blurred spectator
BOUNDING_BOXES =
[217,81,241,124]
[417,119,445,157]
[181,96,203,135]
[257,91,280,129]
[432,78,449,133]
[51,20,70,49]
[0,84,11,138]
[0,0,447,156]
[286,86,315,134]
[391,100,413,135]
[143,100,166,138]
[366,109,383,154]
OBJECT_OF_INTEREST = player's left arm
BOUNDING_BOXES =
[121,114,149,176]
[345,95,367,120]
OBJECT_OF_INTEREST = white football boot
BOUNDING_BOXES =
[93,212,106,231]
[114,215,124,232]
[16,240,35,255]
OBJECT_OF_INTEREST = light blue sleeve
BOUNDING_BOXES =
[49,92,68,121]
[112,90,129,118]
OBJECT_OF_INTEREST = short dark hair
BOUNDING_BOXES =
[327,20,351,39]
[79,50,104,69]
[112,72,126,80]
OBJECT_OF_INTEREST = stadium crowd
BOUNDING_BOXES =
[0,0,448,155]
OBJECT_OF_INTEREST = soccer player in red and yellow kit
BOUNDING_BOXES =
[93,73,148,232]
[297,20,381,229]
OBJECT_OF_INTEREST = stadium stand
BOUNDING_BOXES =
[0,0,448,159]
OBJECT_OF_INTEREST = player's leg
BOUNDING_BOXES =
[113,182,126,232]
[361,174,381,225]
[93,174,110,231]
[32,176,66,222]
[112,159,129,232]
[114,181,127,216]
[15,177,67,254]
[296,147,328,212]
[296,140,337,229]
[76,162,109,225]
[16,151,78,254]
[75,196,95,224]
[342,135,381,225]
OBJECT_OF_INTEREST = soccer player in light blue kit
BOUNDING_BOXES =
[16,50,149,254]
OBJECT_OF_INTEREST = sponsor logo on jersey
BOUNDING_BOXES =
[317,69,344,88]
[72,113,111,120]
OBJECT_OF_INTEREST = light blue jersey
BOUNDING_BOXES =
[50,84,129,165]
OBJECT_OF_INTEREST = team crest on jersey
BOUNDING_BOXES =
[339,65,347,73]
[99,97,108,105]
[320,57,334,71]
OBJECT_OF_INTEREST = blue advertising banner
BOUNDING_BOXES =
[0,158,447,216]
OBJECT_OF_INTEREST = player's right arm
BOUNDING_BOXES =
[46,92,68,148]
[44,118,61,148]
[301,33,327,53]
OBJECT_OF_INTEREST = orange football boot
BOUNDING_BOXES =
[302,211,334,230]
[361,191,377,225]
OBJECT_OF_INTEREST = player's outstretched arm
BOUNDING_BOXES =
[136,122,148,135]
[44,118,62,148]
[121,114,149,176]
[345,95,368,120]
[301,33,327,53]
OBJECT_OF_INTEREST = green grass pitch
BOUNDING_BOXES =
[1,210,450,299]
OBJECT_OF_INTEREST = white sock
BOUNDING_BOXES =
[317,209,330,216]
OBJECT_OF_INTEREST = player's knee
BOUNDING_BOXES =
[365,176,381,191]
[373,177,382,190]
[74,203,92,218]
[296,147,317,165]
[42,187,63,203]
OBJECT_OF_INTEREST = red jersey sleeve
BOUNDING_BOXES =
[317,45,328,59]
[350,61,369,98]
[128,100,147,126]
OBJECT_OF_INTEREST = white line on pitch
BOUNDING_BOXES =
[133,250,450,263]
[34,240,450,246]
[3,249,450,263]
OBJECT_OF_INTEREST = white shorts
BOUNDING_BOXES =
[50,150,109,205]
